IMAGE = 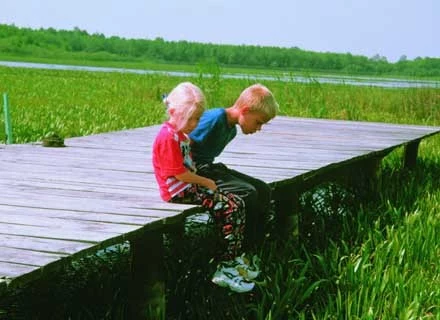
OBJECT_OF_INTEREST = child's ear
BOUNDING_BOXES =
[240,105,250,114]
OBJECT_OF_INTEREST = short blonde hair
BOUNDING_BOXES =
[234,83,279,119]
[164,82,206,131]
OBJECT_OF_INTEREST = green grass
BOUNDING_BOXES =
[0,65,439,319]
[306,154,440,319]
[1,66,439,144]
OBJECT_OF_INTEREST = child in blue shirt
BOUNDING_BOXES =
[190,83,279,249]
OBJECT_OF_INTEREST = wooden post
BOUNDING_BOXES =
[3,93,13,144]
[272,183,300,241]
[129,230,165,320]
[403,140,420,169]
[351,156,383,195]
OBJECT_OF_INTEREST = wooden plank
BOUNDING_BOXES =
[0,194,191,222]
[0,162,150,185]
[0,204,159,225]
[273,116,440,132]
[0,234,94,255]
[0,176,157,194]
[0,212,141,233]
[0,179,159,203]
[0,247,68,267]
[0,223,122,243]
[0,262,39,278]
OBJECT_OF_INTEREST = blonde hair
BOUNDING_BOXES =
[234,83,279,119]
[163,82,206,131]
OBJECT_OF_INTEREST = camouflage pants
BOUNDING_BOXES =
[170,185,246,260]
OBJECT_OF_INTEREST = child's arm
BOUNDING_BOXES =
[175,170,217,191]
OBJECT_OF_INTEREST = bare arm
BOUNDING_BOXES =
[175,170,217,191]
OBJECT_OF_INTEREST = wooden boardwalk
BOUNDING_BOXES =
[1,116,439,298]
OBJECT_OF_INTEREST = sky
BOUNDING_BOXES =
[1,0,439,63]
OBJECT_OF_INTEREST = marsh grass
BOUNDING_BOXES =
[1,66,439,144]
[0,244,132,320]
[1,66,439,319]
[312,165,440,319]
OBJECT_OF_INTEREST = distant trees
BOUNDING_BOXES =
[0,24,439,77]
[370,54,388,62]
[398,55,407,62]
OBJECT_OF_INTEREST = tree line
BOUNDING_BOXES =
[1,23,439,77]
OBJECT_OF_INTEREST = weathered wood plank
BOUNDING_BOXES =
[0,247,68,267]
[0,234,94,255]
[0,223,121,243]
[0,187,183,223]
[0,212,141,233]
[0,262,39,278]
[0,204,158,225]
[0,177,156,195]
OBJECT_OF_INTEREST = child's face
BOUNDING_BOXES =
[238,109,271,134]
[181,107,203,134]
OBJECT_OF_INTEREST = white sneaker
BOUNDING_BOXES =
[212,265,255,293]
[233,254,261,280]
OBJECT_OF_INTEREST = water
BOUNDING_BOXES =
[1,60,439,89]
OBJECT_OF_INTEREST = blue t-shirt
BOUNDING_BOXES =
[189,108,237,164]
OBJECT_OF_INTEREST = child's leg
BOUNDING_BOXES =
[170,185,256,293]
[227,167,272,213]
[170,184,246,261]
[198,163,272,248]
[207,191,246,261]
[225,168,273,245]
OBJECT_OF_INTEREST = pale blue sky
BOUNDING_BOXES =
[1,0,438,62]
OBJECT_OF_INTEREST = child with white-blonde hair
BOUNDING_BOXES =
[152,82,258,293]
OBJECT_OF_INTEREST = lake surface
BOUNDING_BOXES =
[1,60,439,89]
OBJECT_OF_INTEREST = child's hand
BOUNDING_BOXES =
[206,179,217,191]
